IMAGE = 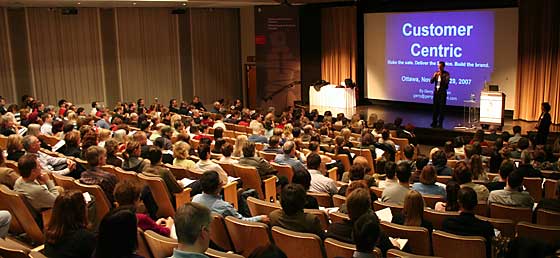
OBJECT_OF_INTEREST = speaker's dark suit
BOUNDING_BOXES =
[430,70,450,127]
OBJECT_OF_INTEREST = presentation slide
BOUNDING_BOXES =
[365,8,518,109]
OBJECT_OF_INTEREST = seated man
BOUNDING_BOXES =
[14,154,60,213]
[80,146,118,203]
[269,184,325,239]
[261,135,283,154]
[486,160,514,192]
[488,171,534,208]
[453,162,489,202]
[22,135,76,176]
[381,163,411,205]
[248,127,268,144]
[142,146,183,196]
[377,161,397,189]
[169,203,212,258]
[353,213,383,258]
[307,153,337,195]
[195,144,228,184]
[274,141,308,174]
[193,171,267,222]
[442,187,494,258]
[238,141,277,180]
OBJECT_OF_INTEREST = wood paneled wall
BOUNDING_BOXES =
[0,7,242,108]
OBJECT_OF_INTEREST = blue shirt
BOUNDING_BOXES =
[411,182,446,198]
[274,154,308,174]
[192,193,262,222]
[168,249,208,258]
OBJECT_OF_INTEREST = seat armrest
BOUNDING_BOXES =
[41,209,53,229]
[223,181,239,210]
[31,245,45,252]
[263,176,277,202]
[327,168,338,181]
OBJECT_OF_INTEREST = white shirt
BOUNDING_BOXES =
[40,122,53,135]
[308,169,338,195]
[436,75,441,90]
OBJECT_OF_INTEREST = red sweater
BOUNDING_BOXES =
[136,213,170,237]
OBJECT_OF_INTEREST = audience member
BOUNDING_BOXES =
[410,154,429,183]
[516,150,543,178]
[123,141,150,172]
[352,213,382,258]
[469,154,488,181]
[535,182,560,212]
[453,161,489,202]
[432,150,452,176]
[44,190,96,258]
[488,171,534,208]
[14,154,60,212]
[378,161,397,188]
[273,141,308,174]
[80,146,118,203]
[238,142,277,180]
[290,168,319,209]
[143,146,183,197]
[0,211,11,239]
[172,141,196,169]
[6,134,25,162]
[262,135,283,154]
[269,184,324,239]
[0,149,19,189]
[169,203,212,258]
[306,153,337,195]
[392,190,433,232]
[218,143,238,164]
[104,139,124,167]
[93,208,143,258]
[435,181,460,212]
[195,144,228,184]
[486,160,515,192]
[23,135,76,175]
[381,163,411,205]
[412,165,446,197]
[508,125,522,145]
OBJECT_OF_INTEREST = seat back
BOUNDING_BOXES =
[334,154,351,173]
[516,222,560,246]
[214,160,235,177]
[224,216,272,257]
[259,151,277,162]
[329,212,349,224]
[113,167,139,182]
[543,179,557,199]
[205,248,244,258]
[74,181,112,225]
[164,164,189,180]
[233,164,264,199]
[0,135,7,149]
[305,209,330,231]
[332,194,346,207]
[373,200,403,215]
[0,185,44,244]
[475,216,515,237]
[523,177,543,202]
[474,202,489,217]
[324,237,355,258]
[380,221,431,256]
[137,173,175,218]
[422,194,444,209]
[51,173,78,190]
[0,239,30,258]
[29,251,48,258]
[143,230,178,258]
[271,162,293,182]
[489,203,532,223]
[536,209,560,226]
[350,148,375,173]
[386,249,442,258]
[210,213,234,251]
[271,226,326,258]
[446,159,459,169]
[4,160,19,174]
[38,134,60,147]
[370,186,384,200]
[436,176,452,184]
[432,230,486,258]
[247,197,281,216]
[307,192,333,207]
[137,228,153,258]
[423,209,459,230]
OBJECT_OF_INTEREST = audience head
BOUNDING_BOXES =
[268,135,280,148]
[18,154,40,179]
[200,171,222,195]
[353,213,381,253]
[22,135,40,153]
[419,165,437,185]
[94,208,138,258]
[349,163,366,181]
[542,102,551,112]
[403,144,414,159]
[174,203,212,253]
[520,150,532,165]
[381,130,390,141]
[513,126,521,135]
[469,154,484,179]
[146,145,163,164]
[242,141,256,158]
[453,161,472,184]
[464,145,475,159]
[282,141,295,155]
[306,153,321,170]
[507,171,524,190]
[85,146,106,167]
[113,180,142,208]
[402,190,424,227]
[361,132,375,147]
[499,160,515,180]
[518,137,530,150]
[280,184,306,216]
[384,161,396,179]
[415,154,429,171]
[431,150,448,167]
[173,141,191,160]
[124,141,142,159]
[457,187,478,212]
[221,143,233,158]
[46,190,88,245]
[291,169,311,191]
[213,127,223,140]
[445,181,460,211]
[6,134,23,154]
[197,144,211,160]
[346,188,372,221]
[396,162,411,184]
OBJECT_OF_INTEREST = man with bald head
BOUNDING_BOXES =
[22,135,76,176]
[274,141,308,174]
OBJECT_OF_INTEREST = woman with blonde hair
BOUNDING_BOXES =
[340,128,355,147]
[392,190,433,232]
[232,134,248,158]
[112,129,128,153]
[282,123,294,141]
[172,141,195,169]
[98,129,111,147]
[6,134,25,162]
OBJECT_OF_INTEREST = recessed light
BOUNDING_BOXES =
[182,3,186,6]
[77,2,81,5]
[132,2,137,5]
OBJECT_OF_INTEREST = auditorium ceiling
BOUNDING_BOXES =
[0,0,354,8]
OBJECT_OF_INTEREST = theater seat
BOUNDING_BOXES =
[489,203,532,224]
[380,221,431,255]
[233,164,276,201]
[329,212,349,224]
[386,249,442,258]
[143,230,177,258]
[516,222,560,246]
[423,209,459,230]
[247,197,281,217]
[332,194,346,207]
[271,162,294,183]
[137,173,191,218]
[205,248,244,258]
[271,226,326,258]
[210,213,234,251]
[536,209,560,226]
[307,192,333,208]
[224,216,272,257]
[432,230,486,258]
[324,237,355,258]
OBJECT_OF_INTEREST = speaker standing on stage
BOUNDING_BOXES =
[535,102,552,145]
[430,61,450,128]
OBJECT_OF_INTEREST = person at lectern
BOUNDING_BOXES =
[430,61,450,128]
[535,102,552,145]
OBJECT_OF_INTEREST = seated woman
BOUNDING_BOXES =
[333,136,354,164]
[218,143,238,164]
[435,181,460,212]
[392,190,433,233]
[172,141,195,169]
[113,180,173,237]
[469,154,488,181]
[6,134,25,162]
[411,165,446,197]
[58,130,82,158]
[104,139,124,168]
[44,190,96,258]
[122,141,150,173]
[92,207,144,258]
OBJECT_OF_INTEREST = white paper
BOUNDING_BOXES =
[227,176,240,183]
[375,207,393,222]
[18,127,27,136]
[389,237,408,250]
[494,229,501,237]
[375,149,385,158]
[51,140,66,152]
[83,192,92,203]
[179,178,196,187]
